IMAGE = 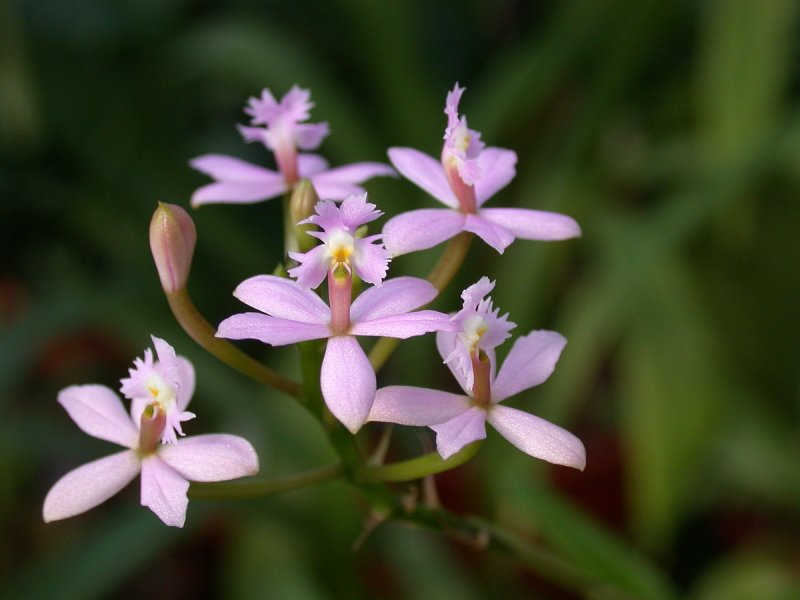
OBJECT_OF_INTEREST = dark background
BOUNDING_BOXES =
[2,0,799,598]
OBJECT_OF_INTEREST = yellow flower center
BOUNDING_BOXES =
[145,372,177,412]
[326,230,356,271]
[462,314,488,353]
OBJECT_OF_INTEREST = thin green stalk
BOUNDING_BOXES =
[166,288,302,398]
[189,464,344,500]
[401,507,612,597]
[355,441,481,483]
[369,231,473,370]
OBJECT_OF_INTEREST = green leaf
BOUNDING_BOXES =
[619,259,728,550]
[497,474,677,600]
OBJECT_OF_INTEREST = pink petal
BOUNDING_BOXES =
[43,450,140,522]
[478,208,581,241]
[321,336,375,433]
[237,124,269,145]
[279,85,313,122]
[287,245,329,289]
[140,456,190,527]
[294,122,330,150]
[190,154,281,181]
[488,405,585,470]
[191,180,288,208]
[58,385,139,449]
[350,276,437,322]
[492,330,567,402]
[463,214,515,253]
[353,236,390,286]
[314,162,395,188]
[474,148,517,206]
[297,153,330,177]
[308,178,367,200]
[233,275,330,323]
[388,147,459,208]
[445,84,465,129]
[382,209,465,256]
[175,357,195,412]
[350,310,453,339]
[436,329,498,396]
[158,434,259,482]
[337,193,383,229]
[368,386,470,426]
[130,397,148,430]
[151,335,177,368]
[431,407,487,460]
[217,313,330,346]
[436,330,469,394]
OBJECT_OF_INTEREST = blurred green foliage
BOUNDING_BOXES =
[2,0,799,597]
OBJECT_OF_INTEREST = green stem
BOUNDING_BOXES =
[355,441,481,483]
[401,508,607,597]
[188,464,344,500]
[166,288,302,398]
[369,232,473,371]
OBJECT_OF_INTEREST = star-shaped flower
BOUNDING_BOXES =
[190,86,394,207]
[43,339,259,527]
[369,326,585,468]
[383,83,581,255]
[216,276,454,432]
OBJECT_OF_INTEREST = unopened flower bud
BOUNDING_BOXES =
[290,179,320,253]
[150,202,197,293]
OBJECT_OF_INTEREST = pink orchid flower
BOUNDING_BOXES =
[43,337,259,527]
[190,86,394,207]
[383,83,581,255]
[368,279,585,469]
[287,194,390,288]
[216,276,454,433]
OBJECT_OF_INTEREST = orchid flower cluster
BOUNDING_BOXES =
[44,84,585,530]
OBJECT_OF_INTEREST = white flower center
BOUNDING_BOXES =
[452,122,472,153]
[146,372,177,412]
[461,314,488,353]
[325,229,355,271]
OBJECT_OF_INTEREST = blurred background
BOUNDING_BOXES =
[2,0,799,598]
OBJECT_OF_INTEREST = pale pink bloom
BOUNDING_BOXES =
[120,335,196,445]
[442,277,516,392]
[43,343,259,527]
[190,86,394,207]
[238,85,329,183]
[216,276,454,433]
[287,194,390,288]
[369,329,586,470]
[383,83,581,256]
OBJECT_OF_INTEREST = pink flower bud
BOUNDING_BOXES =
[150,203,196,293]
